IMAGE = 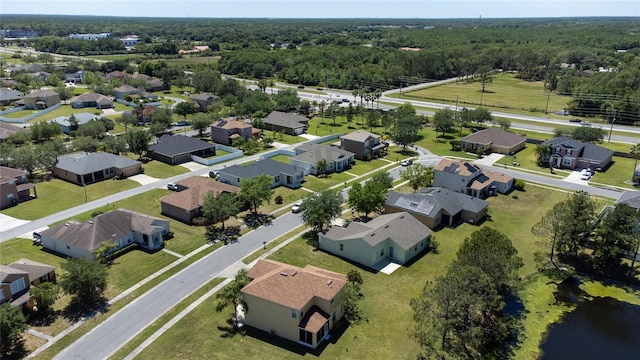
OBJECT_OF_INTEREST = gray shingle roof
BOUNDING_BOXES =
[0,88,23,102]
[292,143,354,164]
[341,130,380,142]
[54,152,141,175]
[386,187,488,217]
[263,111,307,129]
[148,134,215,157]
[461,128,526,147]
[220,158,300,178]
[8,259,55,284]
[542,137,614,163]
[50,112,99,127]
[69,92,112,104]
[25,89,58,98]
[616,190,640,210]
[321,212,432,250]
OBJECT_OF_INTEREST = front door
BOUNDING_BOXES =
[389,246,394,259]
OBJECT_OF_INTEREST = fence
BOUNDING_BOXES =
[190,144,243,166]
[0,103,61,123]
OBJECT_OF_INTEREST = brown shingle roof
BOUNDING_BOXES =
[212,119,251,130]
[434,158,481,177]
[242,259,346,309]
[8,259,55,283]
[161,177,240,211]
[461,128,526,148]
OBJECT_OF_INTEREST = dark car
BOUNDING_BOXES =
[570,118,582,123]
[209,170,219,179]
[341,98,350,103]
[297,85,305,89]
[175,121,189,127]
[316,87,323,91]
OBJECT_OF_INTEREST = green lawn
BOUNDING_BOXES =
[105,250,178,299]
[403,73,572,114]
[137,186,571,359]
[135,157,190,179]
[268,154,291,164]
[415,126,477,159]
[24,104,103,123]
[0,178,139,220]
[302,172,356,192]
[346,158,393,175]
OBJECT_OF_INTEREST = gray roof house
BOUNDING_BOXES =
[541,137,614,170]
[460,128,526,155]
[616,190,640,210]
[0,87,23,105]
[263,111,308,136]
[69,92,113,109]
[50,112,100,134]
[0,122,30,143]
[290,143,355,176]
[385,187,488,229]
[218,158,305,189]
[189,92,219,112]
[53,152,142,185]
[40,209,170,260]
[147,134,216,165]
[113,85,140,100]
[319,212,433,269]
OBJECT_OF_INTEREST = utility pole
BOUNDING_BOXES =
[608,109,616,143]
[545,88,552,114]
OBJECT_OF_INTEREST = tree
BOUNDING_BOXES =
[631,144,640,183]
[272,88,300,112]
[91,239,119,264]
[497,118,511,130]
[476,65,494,92]
[347,180,387,219]
[73,136,99,153]
[10,146,39,176]
[240,174,274,214]
[126,128,150,159]
[432,108,456,137]
[300,189,343,233]
[315,158,329,178]
[216,269,250,327]
[0,303,27,357]
[593,203,639,270]
[77,120,107,139]
[571,126,605,143]
[29,282,59,313]
[400,164,433,192]
[202,191,240,230]
[191,113,212,137]
[174,101,198,120]
[531,200,570,270]
[534,144,551,167]
[59,258,108,304]
[389,103,421,151]
[102,135,128,155]
[30,120,61,142]
[54,85,73,103]
[116,113,137,134]
[369,171,393,190]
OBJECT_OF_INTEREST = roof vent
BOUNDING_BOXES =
[370,233,375,237]
[280,271,288,276]
[88,220,93,224]
[64,222,70,226]
[384,225,390,229]
[400,215,405,219]
[292,271,297,276]
[326,280,333,286]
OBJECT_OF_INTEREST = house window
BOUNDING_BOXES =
[292,309,297,318]
[380,249,384,257]
[563,158,572,166]
[10,278,26,295]
[332,311,336,322]
[299,329,313,345]
[300,310,304,318]
[339,244,343,251]
[567,149,573,156]
[0,290,4,301]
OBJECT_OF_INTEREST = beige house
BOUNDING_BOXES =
[23,89,60,109]
[0,166,37,210]
[53,152,141,185]
[160,176,240,223]
[460,128,526,155]
[318,212,432,269]
[241,259,347,349]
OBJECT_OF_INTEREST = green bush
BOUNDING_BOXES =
[274,195,283,204]
[514,179,526,191]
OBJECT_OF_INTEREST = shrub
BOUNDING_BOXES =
[274,195,283,204]
[90,210,104,218]
[514,179,526,191]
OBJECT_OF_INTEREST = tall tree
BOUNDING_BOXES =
[126,128,150,159]
[29,282,59,313]
[300,189,343,234]
[534,144,551,167]
[59,258,108,304]
[174,101,198,120]
[432,108,456,137]
[347,180,387,219]
[476,65,494,93]
[240,174,274,214]
[0,303,27,357]
[215,269,250,328]
[202,191,240,230]
[593,203,639,270]
[389,103,421,151]
[400,164,434,192]
[531,200,570,270]
[190,113,213,137]
[10,146,39,176]
[630,144,640,183]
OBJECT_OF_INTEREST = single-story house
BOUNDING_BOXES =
[263,111,308,136]
[0,87,23,105]
[290,143,355,176]
[541,137,614,170]
[0,122,30,143]
[241,259,347,349]
[433,159,514,198]
[53,152,141,185]
[69,92,113,109]
[0,265,35,312]
[105,70,126,81]
[50,112,101,134]
[189,92,219,112]
[40,209,170,260]
[160,176,240,223]
[318,212,432,269]
[28,71,50,82]
[23,89,60,110]
[0,166,37,210]
[147,134,216,165]
[385,187,488,229]
[114,85,140,100]
[340,130,386,160]
[616,190,640,210]
[211,118,260,145]
[460,128,526,155]
[8,259,56,286]
[218,158,304,189]
[120,35,140,47]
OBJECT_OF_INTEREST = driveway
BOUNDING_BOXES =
[128,174,160,186]
[270,141,289,149]
[179,161,209,171]
[0,214,48,239]
[299,134,320,141]
[563,169,591,185]
[474,153,506,166]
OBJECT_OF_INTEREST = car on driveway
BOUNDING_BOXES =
[580,172,592,181]
[401,159,413,166]
[291,200,303,213]
[167,182,178,191]
[209,170,219,179]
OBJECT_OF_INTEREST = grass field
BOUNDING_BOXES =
[403,73,572,114]
[137,185,589,359]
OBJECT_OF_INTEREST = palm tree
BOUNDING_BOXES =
[316,159,329,177]
[352,88,360,103]
[630,144,640,183]
[216,269,250,327]
[92,239,119,264]
[373,89,382,109]
[534,144,551,167]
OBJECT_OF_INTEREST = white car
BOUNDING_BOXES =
[580,172,591,181]
[167,183,178,191]
[291,201,303,213]
[401,159,413,166]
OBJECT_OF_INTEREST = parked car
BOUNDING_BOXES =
[580,173,591,181]
[209,170,219,179]
[167,182,178,191]
[401,159,413,166]
[175,121,189,127]
[570,118,582,123]
[297,85,305,89]
[341,98,350,103]
[291,200,303,213]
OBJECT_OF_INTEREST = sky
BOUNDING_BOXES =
[1,0,638,19]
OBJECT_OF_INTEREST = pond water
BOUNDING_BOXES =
[540,282,640,360]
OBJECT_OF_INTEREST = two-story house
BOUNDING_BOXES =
[541,137,614,170]
[189,93,219,112]
[0,166,37,210]
[433,159,514,198]
[23,89,60,110]
[0,265,34,312]
[241,259,347,349]
[211,118,260,145]
[340,130,386,160]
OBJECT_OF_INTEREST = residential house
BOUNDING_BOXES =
[40,209,170,260]
[385,187,488,229]
[541,137,614,170]
[0,122,30,143]
[0,166,37,210]
[28,71,50,82]
[318,212,432,269]
[50,112,101,134]
[65,70,89,84]
[114,85,140,100]
[120,35,140,47]
[23,89,60,109]
[460,128,526,155]
[8,259,56,286]
[290,143,355,176]
[105,70,126,81]
[189,92,219,112]
[433,159,514,198]
[0,265,34,312]
[147,134,216,165]
[178,45,210,54]
[131,74,166,92]
[263,111,308,136]
[616,190,640,210]
[340,130,386,160]
[0,87,23,105]
[241,259,347,349]
[211,118,260,145]
[69,92,113,109]
[218,158,304,189]
[53,152,141,185]
[160,176,240,223]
